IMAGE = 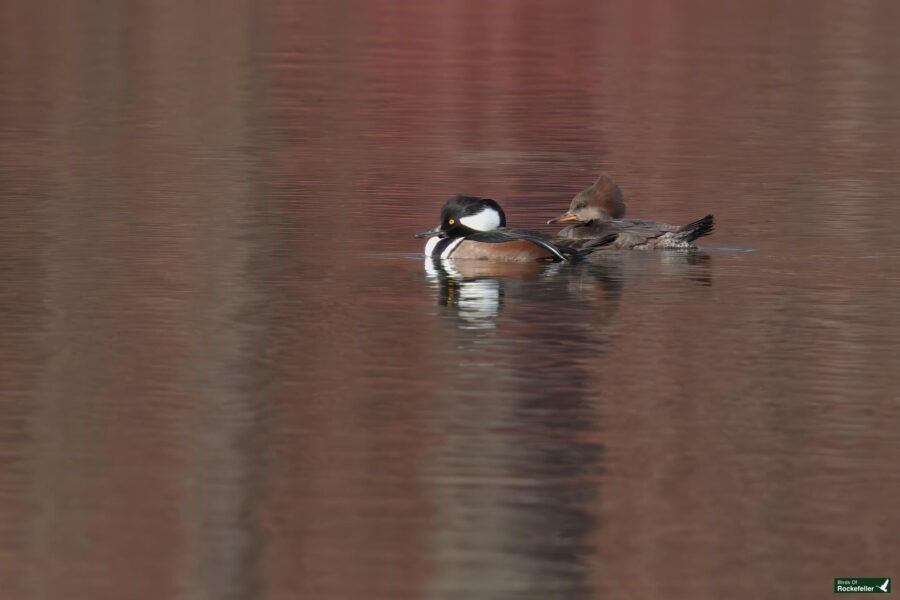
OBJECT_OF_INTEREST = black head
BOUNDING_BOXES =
[416,195,507,239]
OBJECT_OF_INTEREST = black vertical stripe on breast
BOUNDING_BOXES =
[430,237,458,258]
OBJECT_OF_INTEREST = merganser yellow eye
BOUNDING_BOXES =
[448,218,455,225]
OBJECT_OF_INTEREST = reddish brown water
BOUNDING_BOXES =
[2,1,900,599]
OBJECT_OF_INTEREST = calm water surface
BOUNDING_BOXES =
[2,1,900,599]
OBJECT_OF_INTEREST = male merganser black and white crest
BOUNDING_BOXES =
[418,196,506,259]
[416,195,617,262]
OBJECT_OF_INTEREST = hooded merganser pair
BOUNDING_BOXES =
[547,174,715,249]
[416,196,618,262]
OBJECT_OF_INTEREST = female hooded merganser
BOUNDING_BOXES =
[416,195,617,262]
[547,174,715,250]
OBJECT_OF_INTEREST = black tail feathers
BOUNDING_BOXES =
[677,214,715,243]
[559,232,619,261]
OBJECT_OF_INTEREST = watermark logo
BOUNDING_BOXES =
[834,578,891,593]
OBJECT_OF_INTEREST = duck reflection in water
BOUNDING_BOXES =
[420,234,712,597]
[421,256,628,598]
[424,254,627,338]
[424,257,564,330]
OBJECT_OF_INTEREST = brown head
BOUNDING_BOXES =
[547,173,626,224]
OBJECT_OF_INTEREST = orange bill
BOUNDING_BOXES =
[546,213,579,224]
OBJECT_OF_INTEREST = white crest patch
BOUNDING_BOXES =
[459,207,501,231]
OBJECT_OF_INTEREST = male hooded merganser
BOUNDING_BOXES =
[416,195,617,262]
[547,174,715,250]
